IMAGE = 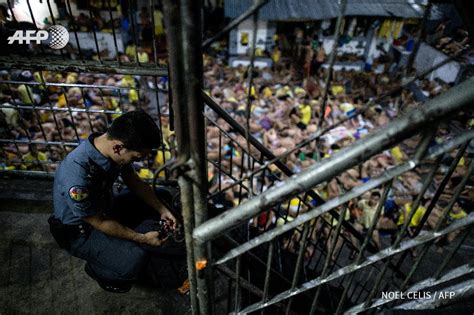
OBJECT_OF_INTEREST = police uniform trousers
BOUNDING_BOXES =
[68,189,161,283]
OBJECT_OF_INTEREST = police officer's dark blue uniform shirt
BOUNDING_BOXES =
[54,133,133,224]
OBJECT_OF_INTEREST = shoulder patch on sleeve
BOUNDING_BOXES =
[68,186,89,202]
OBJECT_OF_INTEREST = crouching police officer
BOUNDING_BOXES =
[48,110,176,293]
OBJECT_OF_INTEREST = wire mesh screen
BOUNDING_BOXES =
[0,0,168,72]
[1,0,473,314]
[0,0,174,178]
[0,70,171,178]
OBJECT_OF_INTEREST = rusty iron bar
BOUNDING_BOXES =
[178,0,212,313]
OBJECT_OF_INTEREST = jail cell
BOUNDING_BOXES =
[197,121,474,314]
[184,1,474,314]
[0,0,173,178]
[0,0,473,314]
[0,74,171,176]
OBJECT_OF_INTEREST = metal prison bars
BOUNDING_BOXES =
[3,1,325,312]
[1,0,473,314]
[191,2,474,315]
[0,0,168,76]
[0,74,169,178]
[194,79,474,314]
[0,0,366,254]
[0,0,172,177]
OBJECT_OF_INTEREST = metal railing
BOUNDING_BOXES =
[190,1,474,314]
[194,78,474,313]
[1,1,473,314]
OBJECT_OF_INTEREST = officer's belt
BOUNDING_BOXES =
[48,216,92,250]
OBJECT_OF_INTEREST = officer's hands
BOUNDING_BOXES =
[141,231,167,247]
[160,209,177,229]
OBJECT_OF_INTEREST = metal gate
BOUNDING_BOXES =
[0,0,473,314]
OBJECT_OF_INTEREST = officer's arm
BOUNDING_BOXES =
[83,213,165,246]
[121,169,177,226]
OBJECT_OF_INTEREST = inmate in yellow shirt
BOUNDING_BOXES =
[299,104,311,125]
[397,203,426,227]
[22,151,47,171]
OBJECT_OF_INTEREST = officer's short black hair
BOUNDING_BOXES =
[107,110,161,151]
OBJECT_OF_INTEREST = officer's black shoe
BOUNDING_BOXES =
[84,263,133,293]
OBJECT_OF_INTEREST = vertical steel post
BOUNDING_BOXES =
[149,0,159,65]
[163,0,209,313]
[245,10,259,199]
[334,181,393,314]
[107,0,121,64]
[179,0,207,231]
[317,0,347,128]
[261,241,274,315]
[180,0,212,313]
[162,0,199,313]
[399,158,474,291]
[309,204,349,314]
[87,3,102,63]
[286,221,311,314]
[66,0,83,61]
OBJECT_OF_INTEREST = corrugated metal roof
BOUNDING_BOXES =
[225,0,425,20]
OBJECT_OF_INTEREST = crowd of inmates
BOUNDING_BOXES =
[0,22,472,266]
[201,44,472,262]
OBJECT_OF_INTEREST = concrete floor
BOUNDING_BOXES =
[0,211,192,314]
[0,177,472,314]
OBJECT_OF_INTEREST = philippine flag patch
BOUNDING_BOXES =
[68,186,89,202]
